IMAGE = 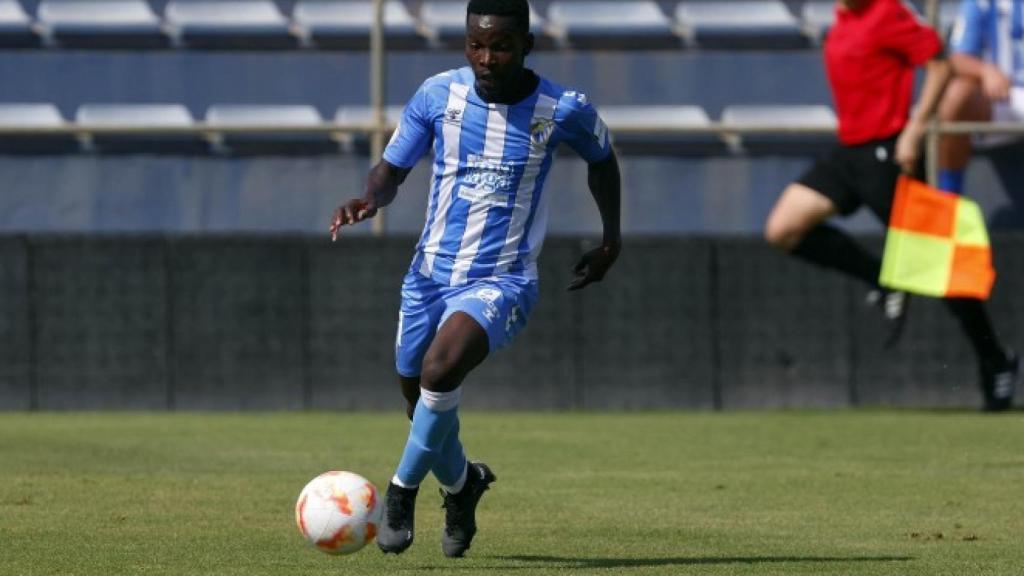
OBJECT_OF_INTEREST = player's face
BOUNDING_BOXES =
[465,14,533,100]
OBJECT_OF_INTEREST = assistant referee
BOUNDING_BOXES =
[763,0,1018,411]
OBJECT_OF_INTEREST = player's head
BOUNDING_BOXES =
[465,0,534,100]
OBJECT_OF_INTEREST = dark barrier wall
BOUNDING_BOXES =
[1,234,1022,411]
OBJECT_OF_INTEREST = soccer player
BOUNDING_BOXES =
[329,0,621,557]
[763,0,1019,411]
[938,0,1024,194]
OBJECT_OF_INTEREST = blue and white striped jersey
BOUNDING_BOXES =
[383,66,612,286]
[951,0,1024,86]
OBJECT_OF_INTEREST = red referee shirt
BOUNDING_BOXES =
[825,0,942,145]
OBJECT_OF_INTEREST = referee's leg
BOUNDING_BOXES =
[764,183,837,250]
[765,182,889,294]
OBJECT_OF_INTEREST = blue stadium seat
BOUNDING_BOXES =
[205,104,336,155]
[419,1,550,49]
[547,1,678,50]
[720,104,837,154]
[801,0,835,45]
[0,0,39,47]
[598,104,724,155]
[676,1,809,49]
[0,103,78,153]
[76,104,206,153]
[166,0,298,49]
[38,0,168,49]
[293,0,425,50]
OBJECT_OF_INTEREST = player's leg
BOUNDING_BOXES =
[938,76,991,193]
[394,311,488,491]
[381,312,490,554]
[378,273,445,554]
[430,282,533,557]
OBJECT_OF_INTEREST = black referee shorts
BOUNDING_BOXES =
[796,135,903,222]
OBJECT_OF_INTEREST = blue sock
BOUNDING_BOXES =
[938,169,964,194]
[395,397,459,487]
[431,418,467,488]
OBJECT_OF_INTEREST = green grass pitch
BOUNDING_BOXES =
[1,411,1022,575]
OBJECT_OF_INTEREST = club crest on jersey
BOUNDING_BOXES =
[443,108,463,126]
[530,118,555,146]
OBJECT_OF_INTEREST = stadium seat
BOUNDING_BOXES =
[546,1,678,50]
[204,104,337,155]
[419,1,551,49]
[334,104,403,127]
[0,0,39,47]
[0,103,78,153]
[333,104,402,152]
[165,0,298,49]
[597,104,725,155]
[37,0,168,49]
[293,0,424,50]
[800,0,835,45]
[75,104,206,153]
[720,104,837,154]
[675,1,809,49]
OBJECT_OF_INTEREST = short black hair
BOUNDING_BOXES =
[466,0,530,34]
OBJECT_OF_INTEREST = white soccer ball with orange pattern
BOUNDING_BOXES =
[295,471,382,555]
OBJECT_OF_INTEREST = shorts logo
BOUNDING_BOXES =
[875,146,888,163]
[505,305,520,334]
[473,288,501,303]
[471,287,502,323]
[444,108,463,126]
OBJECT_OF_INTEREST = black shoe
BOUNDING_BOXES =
[440,461,496,558]
[982,350,1019,412]
[377,482,418,554]
[866,289,910,348]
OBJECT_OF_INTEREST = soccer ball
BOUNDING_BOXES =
[295,471,382,555]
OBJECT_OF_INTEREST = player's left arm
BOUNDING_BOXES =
[559,91,621,291]
[569,151,622,291]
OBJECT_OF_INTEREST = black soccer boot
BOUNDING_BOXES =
[377,481,418,554]
[981,349,1019,412]
[440,461,496,558]
[865,289,910,348]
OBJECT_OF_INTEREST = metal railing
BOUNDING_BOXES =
[1,0,1022,230]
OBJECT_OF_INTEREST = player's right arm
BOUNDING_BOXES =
[949,0,1010,101]
[330,161,411,240]
[330,79,437,240]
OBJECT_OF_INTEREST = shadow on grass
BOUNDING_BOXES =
[487,554,914,569]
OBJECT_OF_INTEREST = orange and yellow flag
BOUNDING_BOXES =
[880,175,995,300]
